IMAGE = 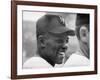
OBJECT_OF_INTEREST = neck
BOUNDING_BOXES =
[42,55,55,67]
[36,50,55,67]
[79,42,89,59]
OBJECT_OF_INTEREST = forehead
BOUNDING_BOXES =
[80,24,89,30]
[80,25,88,31]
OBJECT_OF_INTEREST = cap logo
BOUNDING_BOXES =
[59,16,65,25]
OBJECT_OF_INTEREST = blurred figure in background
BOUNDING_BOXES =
[64,14,90,67]
[23,14,75,68]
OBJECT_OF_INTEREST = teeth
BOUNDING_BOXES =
[59,52,64,54]
[59,52,65,56]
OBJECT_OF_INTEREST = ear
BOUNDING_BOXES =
[79,26,88,43]
[38,35,46,48]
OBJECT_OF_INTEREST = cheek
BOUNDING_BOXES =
[47,42,57,51]
[87,33,89,45]
[46,42,58,56]
[84,34,89,43]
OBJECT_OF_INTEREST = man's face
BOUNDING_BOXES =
[78,25,90,58]
[44,33,68,65]
[79,25,89,47]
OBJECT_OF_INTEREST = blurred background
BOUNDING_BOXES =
[22,11,80,65]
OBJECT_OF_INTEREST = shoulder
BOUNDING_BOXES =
[64,53,90,67]
[23,57,53,68]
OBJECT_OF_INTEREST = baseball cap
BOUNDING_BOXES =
[36,14,75,36]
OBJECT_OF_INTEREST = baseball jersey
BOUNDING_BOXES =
[23,57,53,68]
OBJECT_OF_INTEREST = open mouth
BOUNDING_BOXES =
[57,46,68,58]
[56,51,65,64]
[58,51,65,58]
[57,47,67,58]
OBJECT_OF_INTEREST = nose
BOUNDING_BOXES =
[62,44,68,51]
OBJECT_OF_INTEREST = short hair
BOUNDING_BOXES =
[75,14,90,39]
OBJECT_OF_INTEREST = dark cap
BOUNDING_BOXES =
[76,14,89,26]
[36,14,75,36]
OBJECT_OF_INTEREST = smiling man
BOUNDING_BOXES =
[23,14,75,68]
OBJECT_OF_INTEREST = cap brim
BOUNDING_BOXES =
[66,30,75,36]
[49,26,75,36]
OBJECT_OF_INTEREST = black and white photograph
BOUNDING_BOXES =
[22,11,90,68]
[11,1,97,79]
